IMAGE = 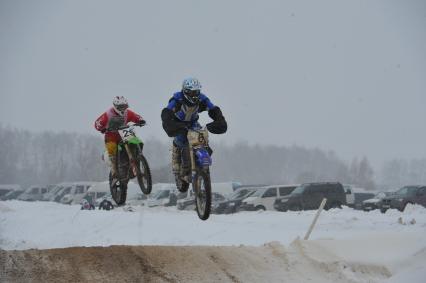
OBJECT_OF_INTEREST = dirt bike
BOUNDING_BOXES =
[106,121,152,205]
[175,126,213,220]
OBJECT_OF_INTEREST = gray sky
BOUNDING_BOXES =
[1,0,425,167]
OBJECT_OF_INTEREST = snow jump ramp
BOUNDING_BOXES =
[1,240,391,283]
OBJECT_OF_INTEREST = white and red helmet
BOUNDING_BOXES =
[113,96,128,116]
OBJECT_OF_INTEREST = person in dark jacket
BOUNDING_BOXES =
[99,198,114,210]
[161,78,227,191]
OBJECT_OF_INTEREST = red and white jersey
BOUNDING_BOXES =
[94,107,144,142]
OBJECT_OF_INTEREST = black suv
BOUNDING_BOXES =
[381,185,426,213]
[274,182,346,211]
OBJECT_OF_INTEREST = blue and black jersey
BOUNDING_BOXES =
[167,92,215,123]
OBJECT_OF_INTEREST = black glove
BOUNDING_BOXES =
[207,119,227,134]
[100,128,106,134]
[137,119,146,126]
[207,106,227,134]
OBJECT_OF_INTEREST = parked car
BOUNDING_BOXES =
[0,184,22,198]
[17,185,49,201]
[343,184,371,208]
[177,191,226,211]
[41,184,61,201]
[146,183,187,207]
[42,183,73,202]
[177,190,196,210]
[0,188,24,200]
[362,191,394,211]
[212,187,259,214]
[381,185,426,213]
[240,185,299,211]
[147,189,175,207]
[54,185,74,202]
[353,192,375,210]
[88,181,145,207]
[82,182,110,206]
[60,182,94,205]
[274,182,346,212]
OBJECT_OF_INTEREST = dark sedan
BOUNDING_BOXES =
[362,192,394,211]
[212,187,258,214]
[381,185,426,213]
[177,192,227,211]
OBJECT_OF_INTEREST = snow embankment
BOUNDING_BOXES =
[1,201,425,283]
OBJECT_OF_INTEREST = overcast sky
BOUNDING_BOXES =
[1,0,425,167]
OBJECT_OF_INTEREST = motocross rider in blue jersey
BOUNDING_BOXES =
[161,78,227,191]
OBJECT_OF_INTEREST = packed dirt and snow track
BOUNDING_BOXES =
[0,241,395,283]
[1,201,426,282]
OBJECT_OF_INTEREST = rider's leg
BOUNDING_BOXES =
[181,145,191,179]
[105,141,118,178]
[173,134,191,182]
[171,141,181,175]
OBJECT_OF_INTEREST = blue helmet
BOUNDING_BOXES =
[182,77,202,106]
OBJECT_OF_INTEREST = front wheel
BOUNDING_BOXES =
[109,172,128,206]
[135,154,152,195]
[193,170,212,221]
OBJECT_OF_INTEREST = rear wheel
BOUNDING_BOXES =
[193,170,211,221]
[135,153,152,195]
[109,172,128,206]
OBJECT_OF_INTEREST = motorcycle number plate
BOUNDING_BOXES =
[119,129,136,142]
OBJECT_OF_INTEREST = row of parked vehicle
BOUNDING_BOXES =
[2,182,425,214]
[149,182,426,214]
[362,185,426,213]
[0,182,101,205]
[163,182,374,213]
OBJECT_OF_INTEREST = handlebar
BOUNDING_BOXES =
[105,122,146,133]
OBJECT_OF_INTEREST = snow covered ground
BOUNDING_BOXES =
[1,200,425,282]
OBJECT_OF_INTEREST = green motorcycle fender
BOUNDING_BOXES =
[118,137,143,151]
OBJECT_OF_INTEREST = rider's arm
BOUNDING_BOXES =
[126,110,145,124]
[198,94,215,112]
[94,112,108,133]
[166,92,182,111]
[161,93,188,137]
[199,94,227,134]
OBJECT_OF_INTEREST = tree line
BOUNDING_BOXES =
[0,124,383,190]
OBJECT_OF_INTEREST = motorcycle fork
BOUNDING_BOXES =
[124,143,138,177]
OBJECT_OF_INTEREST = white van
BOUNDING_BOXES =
[17,185,49,201]
[41,183,70,202]
[60,182,94,204]
[240,185,299,211]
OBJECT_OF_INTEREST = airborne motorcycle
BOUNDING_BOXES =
[106,121,152,205]
[175,126,213,220]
